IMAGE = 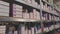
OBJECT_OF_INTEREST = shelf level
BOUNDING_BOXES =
[15,0,60,17]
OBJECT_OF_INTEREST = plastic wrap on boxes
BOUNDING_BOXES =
[23,12,27,19]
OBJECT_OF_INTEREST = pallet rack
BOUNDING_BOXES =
[0,0,60,34]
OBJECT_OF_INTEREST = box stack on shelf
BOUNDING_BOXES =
[13,4,23,18]
[0,1,9,17]
[0,0,60,34]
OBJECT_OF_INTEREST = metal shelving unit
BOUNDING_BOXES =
[0,0,60,34]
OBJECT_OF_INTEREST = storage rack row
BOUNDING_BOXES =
[0,0,60,34]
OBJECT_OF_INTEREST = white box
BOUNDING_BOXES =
[0,1,9,6]
[0,13,9,16]
[0,5,9,9]
[0,9,9,13]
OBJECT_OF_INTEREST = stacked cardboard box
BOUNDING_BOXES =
[13,4,23,18]
[0,1,9,17]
